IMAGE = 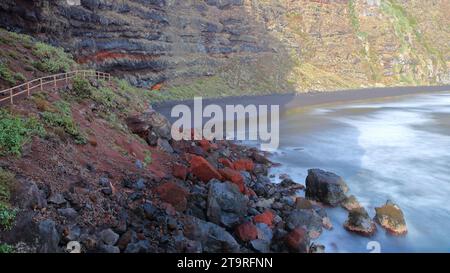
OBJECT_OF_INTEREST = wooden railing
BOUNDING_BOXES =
[0,70,111,105]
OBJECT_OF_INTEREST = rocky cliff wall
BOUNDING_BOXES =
[0,0,448,95]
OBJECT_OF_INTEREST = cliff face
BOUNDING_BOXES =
[0,0,449,95]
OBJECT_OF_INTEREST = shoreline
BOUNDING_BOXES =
[154,85,450,120]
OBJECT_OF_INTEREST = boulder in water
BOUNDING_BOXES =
[305,169,348,206]
[344,207,376,236]
[374,200,407,236]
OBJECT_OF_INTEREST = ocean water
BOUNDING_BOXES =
[263,91,450,253]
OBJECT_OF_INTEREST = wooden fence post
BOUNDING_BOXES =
[27,82,30,97]
[54,75,57,90]
[10,89,13,105]
[40,78,43,91]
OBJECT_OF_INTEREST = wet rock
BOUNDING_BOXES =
[183,216,240,253]
[344,207,377,236]
[235,221,258,242]
[218,167,245,193]
[285,227,309,253]
[38,220,60,253]
[286,209,323,239]
[305,169,349,206]
[295,197,313,209]
[250,152,271,164]
[155,182,189,211]
[253,164,268,176]
[322,217,333,230]
[374,200,407,235]
[207,180,248,228]
[99,228,119,246]
[341,195,361,211]
[189,155,222,182]
[310,243,325,253]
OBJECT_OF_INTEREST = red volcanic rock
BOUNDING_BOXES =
[219,167,245,193]
[235,222,258,242]
[155,182,189,211]
[218,158,234,169]
[198,139,212,152]
[151,83,163,91]
[173,163,187,180]
[233,159,254,172]
[253,210,275,228]
[189,155,222,182]
[285,227,309,253]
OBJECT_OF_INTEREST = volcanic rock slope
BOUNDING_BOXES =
[0,0,449,96]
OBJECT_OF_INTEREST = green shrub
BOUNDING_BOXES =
[0,62,16,84]
[0,168,15,231]
[0,168,14,205]
[42,101,86,144]
[143,151,152,167]
[0,243,13,253]
[33,42,75,73]
[0,110,45,156]
[92,87,117,109]
[0,203,16,231]
[14,72,26,83]
[72,76,93,98]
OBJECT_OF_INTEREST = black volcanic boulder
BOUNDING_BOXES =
[206,180,248,228]
[305,169,349,206]
[286,209,324,239]
[183,216,240,253]
[343,207,376,237]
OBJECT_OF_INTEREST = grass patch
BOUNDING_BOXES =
[42,101,86,144]
[0,243,14,253]
[71,76,93,98]
[0,61,16,85]
[0,203,16,231]
[0,168,16,231]
[143,150,152,167]
[33,42,75,73]
[0,110,45,156]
